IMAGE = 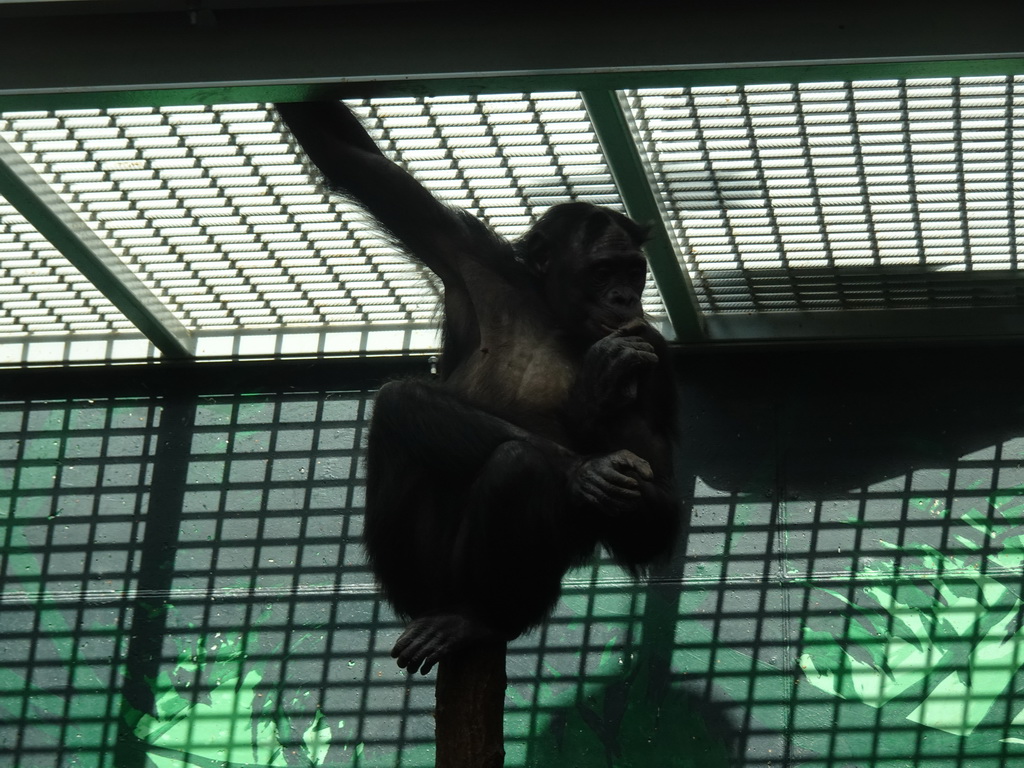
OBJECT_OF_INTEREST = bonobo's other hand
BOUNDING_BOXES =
[571,449,654,514]
[391,614,496,675]
[585,319,660,406]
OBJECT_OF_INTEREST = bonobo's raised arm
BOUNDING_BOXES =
[287,99,682,686]
[275,101,495,286]
[276,101,385,161]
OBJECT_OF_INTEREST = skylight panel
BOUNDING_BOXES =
[1,94,665,363]
[0,194,155,364]
[2,104,444,347]
[627,75,1024,313]
[3,76,1019,363]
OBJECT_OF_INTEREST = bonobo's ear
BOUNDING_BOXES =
[516,229,552,275]
[531,250,551,275]
[605,210,652,247]
[623,217,653,247]
[580,208,650,252]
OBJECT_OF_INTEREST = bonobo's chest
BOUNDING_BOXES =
[447,331,577,438]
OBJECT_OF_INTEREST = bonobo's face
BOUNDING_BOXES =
[521,202,650,343]
[578,226,648,340]
[544,218,649,343]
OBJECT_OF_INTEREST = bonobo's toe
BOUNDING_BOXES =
[391,614,496,675]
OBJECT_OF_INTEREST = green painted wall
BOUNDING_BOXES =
[1,346,1023,767]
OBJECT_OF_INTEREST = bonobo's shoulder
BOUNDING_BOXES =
[450,208,531,280]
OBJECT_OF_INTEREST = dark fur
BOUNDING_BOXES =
[277,101,680,673]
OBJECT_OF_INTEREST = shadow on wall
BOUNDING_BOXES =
[667,341,1024,766]
[529,655,737,768]
[678,344,1024,496]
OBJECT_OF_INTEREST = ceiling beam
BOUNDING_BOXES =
[702,306,1024,344]
[0,135,195,357]
[1,2,1023,110]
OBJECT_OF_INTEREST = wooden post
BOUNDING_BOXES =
[434,641,507,768]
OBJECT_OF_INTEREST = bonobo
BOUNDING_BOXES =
[277,101,680,674]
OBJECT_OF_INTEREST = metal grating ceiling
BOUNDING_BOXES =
[0,76,1022,365]
[0,202,138,335]
[629,76,1024,313]
[0,93,661,364]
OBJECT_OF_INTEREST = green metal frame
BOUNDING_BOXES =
[3,57,1024,113]
[0,134,194,358]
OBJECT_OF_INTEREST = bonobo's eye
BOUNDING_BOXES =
[619,263,647,293]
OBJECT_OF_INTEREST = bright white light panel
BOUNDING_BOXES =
[0,93,651,364]
[0,199,136,335]
[2,78,1022,364]
[628,76,1024,312]
[0,198,159,364]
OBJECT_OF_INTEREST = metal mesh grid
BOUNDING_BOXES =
[0,391,653,767]
[0,197,157,363]
[352,95,623,237]
[0,94,668,363]
[3,76,1022,356]
[628,75,1024,313]
[0,398,157,765]
[0,199,136,336]
[781,439,1024,767]
[673,442,1024,767]
[0,103,439,338]
[3,385,1024,766]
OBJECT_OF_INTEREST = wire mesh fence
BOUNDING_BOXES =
[2,384,1023,767]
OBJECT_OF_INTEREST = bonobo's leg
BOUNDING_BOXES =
[364,377,547,621]
[368,378,574,474]
[367,380,601,567]
[458,441,590,625]
[389,439,594,675]
[364,378,653,673]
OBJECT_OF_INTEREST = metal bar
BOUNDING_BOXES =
[581,90,704,342]
[4,56,1024,113]
[0,354,431,399]
[702,307,1024,343]
[2,0,1024,111]
[0,135,194,358]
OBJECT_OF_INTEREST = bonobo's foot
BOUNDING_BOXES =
[392,614,499,675]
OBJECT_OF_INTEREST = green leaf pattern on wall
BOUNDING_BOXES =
[130,622,371,768]
[799,494,1024,737]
